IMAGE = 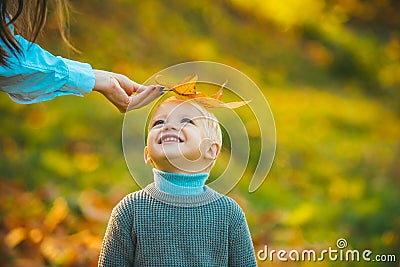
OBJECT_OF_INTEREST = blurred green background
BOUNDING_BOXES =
[1,0,399,266]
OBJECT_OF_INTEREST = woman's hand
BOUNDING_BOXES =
[92,69,163,113]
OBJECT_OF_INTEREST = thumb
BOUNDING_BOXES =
[115,74,142,96]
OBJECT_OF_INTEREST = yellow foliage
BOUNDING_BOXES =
[41,151,76,177]
[378,63,400,87]
[40,236,77,266]
[329,176,365,201]
[29,228,43,244]
[230,0,326,28]
[286,203,316,226]
[5,227,27,248]
[44,197,69,233]
[73,153,100,172]
[70,230,103,250]
[78,190,112,222]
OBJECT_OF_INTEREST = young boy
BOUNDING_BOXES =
[98,97,257,266]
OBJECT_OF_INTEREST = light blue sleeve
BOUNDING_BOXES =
[0,26,95,104]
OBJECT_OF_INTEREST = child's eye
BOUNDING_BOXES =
[181,118,194,125]
[152,120,165,127]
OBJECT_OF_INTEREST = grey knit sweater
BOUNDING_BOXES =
[98,183,257,266]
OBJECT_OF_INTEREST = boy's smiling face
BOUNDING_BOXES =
[144,100,220,174]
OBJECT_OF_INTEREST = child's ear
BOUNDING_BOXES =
[143,146,153,165]
[205,142,220,160]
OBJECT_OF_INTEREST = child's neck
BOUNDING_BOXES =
[153,168,209,196]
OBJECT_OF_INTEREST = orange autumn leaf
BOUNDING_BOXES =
[155,74,198,96]
[156,74,250,109]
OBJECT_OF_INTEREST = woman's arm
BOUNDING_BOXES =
[0,26,95,103]
[0,24,161,112]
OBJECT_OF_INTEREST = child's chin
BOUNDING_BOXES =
[160,149,183,160]
[159,146,202,162]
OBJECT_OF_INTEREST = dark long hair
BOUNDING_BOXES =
[0,0,72,66]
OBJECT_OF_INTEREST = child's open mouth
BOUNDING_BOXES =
[159,134,183,144]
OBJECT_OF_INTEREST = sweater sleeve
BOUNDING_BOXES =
[228,204,258,267]
[0,24,95,104]
[98,196,135,267]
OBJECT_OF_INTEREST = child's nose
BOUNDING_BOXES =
[163,121,178,131]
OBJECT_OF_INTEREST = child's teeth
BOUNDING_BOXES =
[164,137,180,142]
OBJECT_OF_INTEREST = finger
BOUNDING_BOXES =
[134,84,147,94]
[129,86,157,107]
[135,84,156,94]
[115,74,141,96]
[114,81,162,113]
[128,86,160,110]
[104,78,131,113]
[127,85,164,111]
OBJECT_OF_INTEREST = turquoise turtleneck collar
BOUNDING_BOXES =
[153,168,209,196]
